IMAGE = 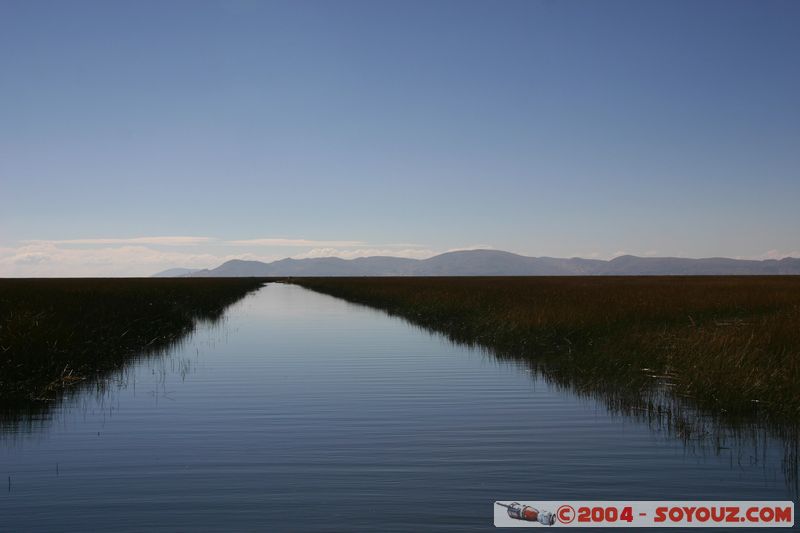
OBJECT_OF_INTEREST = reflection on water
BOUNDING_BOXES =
[488,351,800,498]
[367,293,800,498]
[0,284,796,531]
[0,313,223,436]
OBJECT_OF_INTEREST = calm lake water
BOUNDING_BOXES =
[1,283,796,531]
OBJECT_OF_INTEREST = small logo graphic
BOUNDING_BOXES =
[496,501,556,526]
[557,504,576,524]
[494,501,794,528]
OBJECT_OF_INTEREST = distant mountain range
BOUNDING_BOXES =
[152,250,800,277]
[151,267,203,278]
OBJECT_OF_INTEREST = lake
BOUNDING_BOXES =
[1,283,795,531]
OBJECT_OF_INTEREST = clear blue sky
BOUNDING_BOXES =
[1,0,798,275]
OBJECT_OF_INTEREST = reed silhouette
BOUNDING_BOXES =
[0,278,266,413]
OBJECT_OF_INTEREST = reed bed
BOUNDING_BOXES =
[294,276,800,422]
[0,278,265,405]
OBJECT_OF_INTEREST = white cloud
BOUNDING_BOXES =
[752,249,800,260]
[0,237,435,276]
[0,243,271,277]
[377,242,427,248]
[228,238,366,247]
[563,251,606,259]
[444,244,494,252]
[0,232,438,275]
[292,247,436,260]
[24,236,215,246]
[17,235,429,249]
[4,238,799,277]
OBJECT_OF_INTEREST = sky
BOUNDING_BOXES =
[1,0,799,276]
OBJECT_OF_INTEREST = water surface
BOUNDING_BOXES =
[1,284,795,531]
